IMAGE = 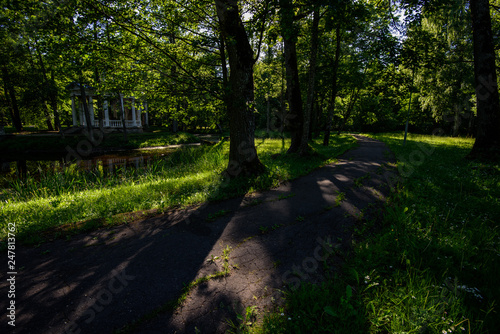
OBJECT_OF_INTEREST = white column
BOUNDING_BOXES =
[89,96,95,126]
[131,97,137,127]
[71,95,77,126]
[145,101,149,126]
[104,100,109,127]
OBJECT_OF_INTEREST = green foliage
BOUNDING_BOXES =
[258,280,366,334]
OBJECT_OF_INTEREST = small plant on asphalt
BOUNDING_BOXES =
[334,192,345,207]
[278,193,295,200]
[354,173,370,187]
[259,226,269,234]
[207,255,219,264]
[206,209,231,222]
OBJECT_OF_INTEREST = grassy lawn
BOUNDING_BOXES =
[0,130,200,153]
[246,133,499,334]
[0,134,356,247]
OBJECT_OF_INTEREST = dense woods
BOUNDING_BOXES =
[1,0,499,163]
[1,2,500,333]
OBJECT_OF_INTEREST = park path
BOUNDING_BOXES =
[0,135,395,334]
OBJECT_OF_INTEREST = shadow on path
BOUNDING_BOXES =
[0,135,395,334]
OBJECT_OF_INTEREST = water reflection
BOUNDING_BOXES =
[0,149,173,183]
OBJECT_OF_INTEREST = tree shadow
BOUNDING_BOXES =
[0,136,396,334]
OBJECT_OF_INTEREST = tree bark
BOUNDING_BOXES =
[215,0,265,176]
[34,39,61,133]
[324,26,341,146]
[300,6,320,155]
[219,32,229,122]
[94,68,104,132]
[280,0,304,153]
[468,0,500,159]
[119,93,128,142]
[27,44,54,131]
[337,87,361,135]
[78,81,93,139]
[49,71,63,136]
[2,66,23,132]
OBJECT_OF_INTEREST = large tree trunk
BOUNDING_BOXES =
[280,0,304,154]
[219,31,229,126]
[2,66,23,132]
[215,0,265,176]
[300,6,320,155]
[323,26,341,146]
[468,0,500,159]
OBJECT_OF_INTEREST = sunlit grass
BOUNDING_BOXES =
[0,135,356,246]
[247,133,499,334]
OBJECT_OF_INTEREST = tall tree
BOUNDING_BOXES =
[323,26,341,146]
[279,0,305,154]
[468,0,500,158]
[215,0,265,176]
[300,5,320,155]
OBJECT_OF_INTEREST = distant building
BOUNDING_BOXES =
[67,82,149,130]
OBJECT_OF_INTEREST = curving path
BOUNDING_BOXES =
[0,135,395,334]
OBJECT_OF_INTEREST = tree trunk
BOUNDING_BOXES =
[2,66,23,132]
[219,32,229,124]
[28,43,54,131]
[468,0,500,159]
[215,0,265,176]
[324,26,341,146]
[50,71,63,137]
[266,96,271,136]
[280,0,304,153]
[94,68,104,131]
[337,87,360,135]
[42,103,55,131]
[119,93,128,142]
[300,6,320,155]
[79,81,93,139]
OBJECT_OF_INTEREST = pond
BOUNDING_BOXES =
[0,148,175,184]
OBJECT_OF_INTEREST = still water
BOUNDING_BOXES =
[0,148,174,182]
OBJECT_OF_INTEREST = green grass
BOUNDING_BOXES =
[0,134,356,247]
[244,133,499,334]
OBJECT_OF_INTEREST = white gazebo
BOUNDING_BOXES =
[67,83,149,129]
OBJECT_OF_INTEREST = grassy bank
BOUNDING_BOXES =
[0,131,200,153]
[247,133,499,333]
[0,135,356,247]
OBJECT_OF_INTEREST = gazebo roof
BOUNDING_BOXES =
[66,82,96,96]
